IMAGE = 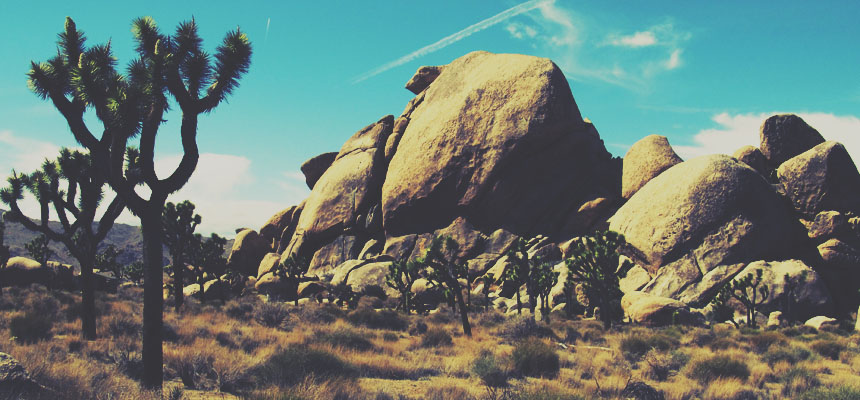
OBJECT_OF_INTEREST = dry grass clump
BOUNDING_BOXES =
[347,306,408,331]
[311,326,375,351]
[688,354,751,385]
[512,337,560,378]
[419,326,453,348]
[811,339,847,360]
[619,329,678,361]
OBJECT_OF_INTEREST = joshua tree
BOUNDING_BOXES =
[0,212,9,295]
[124,261,145,285]
[95,244,124,280]
[186,233,228,302]
[782,271,807,324]
[272,255,310,306]
[533,257,559,320]
[564,231,632,329]
[385,259,420,313]
[24,234,54,266]
[730,268,770,328]
[416,235,472,336]
[27,16,251,386]
[500,237,548,319]
[1,150,125,339]
[163,200,200,310]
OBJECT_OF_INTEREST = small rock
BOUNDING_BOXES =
[767,311,783,329]
[805,315,838,331]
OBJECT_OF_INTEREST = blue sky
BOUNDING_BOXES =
[1,1,859,236]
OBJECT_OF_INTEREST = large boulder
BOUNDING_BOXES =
[759,114,825,167]
[257,253,281,279]
[405,65,444,94]
[382,51,617,238]
[0,352,41,396]
[732,145,770,178]
[260,204,303,251]
[346,261,396,297]
[609,155,806,300]
[621,291,703,327]
[287,116,393,258]
[0,257,49,288]
[807,211,852,242]
[728,260,832,321]
[621,135,683,199]
[227,229,271,276]
[777,141,860,217]
[300,152,338,190]
[307,235,364,278]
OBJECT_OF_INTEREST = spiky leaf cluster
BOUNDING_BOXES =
[385,259,420,313]
[163,200,201,259]
[95,245,124,279]
[564,230,631,328]
[24,235,54,265]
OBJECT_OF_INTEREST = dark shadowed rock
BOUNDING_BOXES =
[227,229,271,276]
[730,260,832,321]
[0,257,48,288]
[622,135,683,199]
[760,114,824,166]
[732,145,771,178]
[405,65,444,94]
[808,211,852,242]
[610,155,806,299]
[0,352,41,396]
[260,204,302,251]
[382,51,617,239]
[300,152,338,190]
[307,235,364,278]
[382,234,417,262]
[777,141,860,217]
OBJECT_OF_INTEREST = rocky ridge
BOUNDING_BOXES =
[230,51,859,324]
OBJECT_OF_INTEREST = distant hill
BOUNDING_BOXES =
[1,209,233,270]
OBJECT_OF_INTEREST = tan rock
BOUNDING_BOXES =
[0,257,49,288]
[307,235,364,277]
[298,281,327,298]
[260,204,302,250]
[257,253,281,279]
[227,229,271,276]
[300,152,338,190]
[346,261,396,297]
[777,141,860,217]
[621,291,702,327]
[732,145,771,177]
[760,114,824,167]
[622,135,683,199]
[405,65,444,94]
[805,315,838,331]
[382,51,616,237]
[620,265,651,294]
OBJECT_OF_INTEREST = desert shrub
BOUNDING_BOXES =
[746,331,786,353]
[314,327,374,351]
[107,314,141,338]
[498,315,555,341]
[428,309,456,324]
[620,332,677,361]
[471,349,508,388]
[799,386,860,400]
[10,311,53,343]
[215,331,238,349]
[224,297,256,320]
[708,337,739,350]
[420,327,453,348]
[252,345,357,387]
[409,321,428,335]
[562,326,582,344]
[688,355,750,384]
[644,349,689,381]
[362,285,388,300]
[781,367,821,397]
[691,329,717,347]
[426,385,476,400]
[163,321,181,343]
[382,332,399,342]
[811,339,847,360]
[475,310,506,327]
[512,338,559,378]
[295,303,345,324]
[347,307,407,331]
[762,345,812,366]
[165,387,185,400]
[620,381,663,400]
[255,302,291,328]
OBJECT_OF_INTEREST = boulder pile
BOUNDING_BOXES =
[233,51,860,324]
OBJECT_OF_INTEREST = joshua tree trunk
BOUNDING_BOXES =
[516,289,522,315]
[141,208,165,388]
[173,251,184,311]
[452,279,472,337]
[80,256,97,340]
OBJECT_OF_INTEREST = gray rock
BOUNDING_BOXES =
[622,135,683,199]
[759,114,825,167]
[777,141,860,217]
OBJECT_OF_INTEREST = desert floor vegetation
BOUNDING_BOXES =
[3,284,860,399]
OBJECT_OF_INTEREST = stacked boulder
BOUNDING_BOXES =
[237,51,858,324]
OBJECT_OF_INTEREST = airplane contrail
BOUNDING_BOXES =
[351,0,551,84]
[265,17,271,43]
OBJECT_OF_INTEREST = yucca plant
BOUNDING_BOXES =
[272,254,310,305]
[564,230,631,329]
[26,16,251,387]
[1,149,127,340]
[415,235,472,336]
[385,258,420,313]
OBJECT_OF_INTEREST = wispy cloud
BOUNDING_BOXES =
[610,31,657,48]
[665,49,682,70]
[673,112,860,162]
[351,0,550,84]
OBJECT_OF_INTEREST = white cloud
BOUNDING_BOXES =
[506,22,538,39]
[665,49,682,70]
[673,112,860,162]
[610,31,657,47]
[0,130,60,175]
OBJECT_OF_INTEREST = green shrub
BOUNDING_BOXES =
[382,332,399,342]
[620,332,677,361]
[314,327,374,351]
[512,338,559,378]
[762,345,812,366]
[644,349,689,381]
[471,350,508,388]
[252,345,357,387]
[811,340,847,360]
[688,354,750,384]
[9,311,53,343]
[799,386,860,400]
[347,307,407,331]
[295,303,345,324]
[420,327,453,348]
[224,298,255,320]
[781,366,821,397]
